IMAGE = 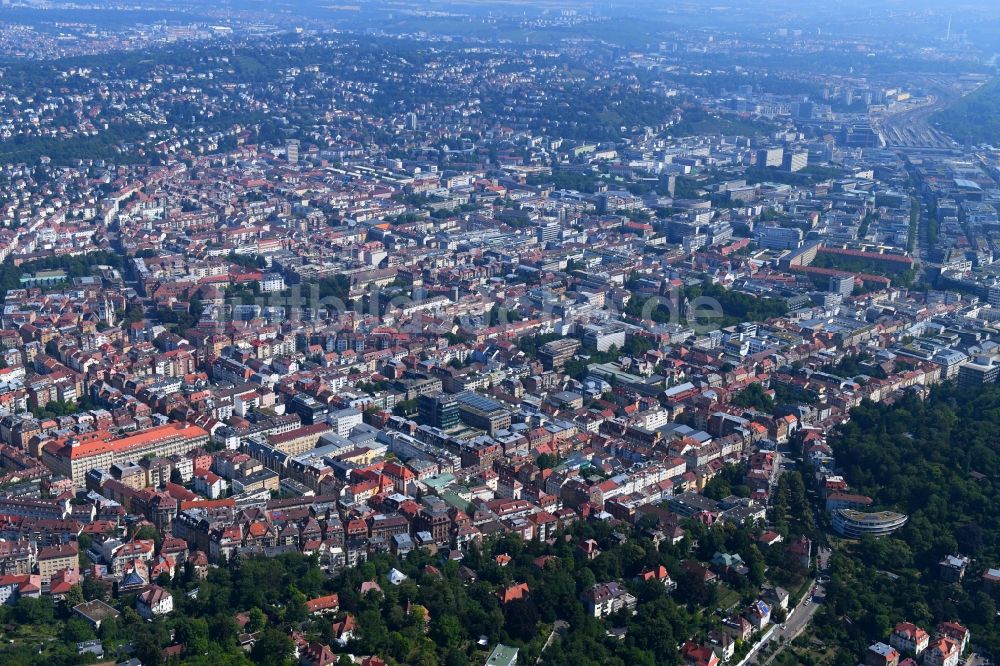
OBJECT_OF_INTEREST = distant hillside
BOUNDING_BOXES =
[932,77,1000,146]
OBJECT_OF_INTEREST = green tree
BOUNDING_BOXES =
[731,383,775,412]
[246,607,267,632]
[250,627,294,666]
[14,596,54,624]
[504,598,540,642]
[176,617,212,656]
[64,584,85,608]
[62,616,95,643]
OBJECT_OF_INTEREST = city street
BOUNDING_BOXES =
[751,461,832,666]
[757,575,826,666]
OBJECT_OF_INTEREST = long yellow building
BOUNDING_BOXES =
[41,422,209,488]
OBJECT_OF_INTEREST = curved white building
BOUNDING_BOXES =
[832,509,908,538]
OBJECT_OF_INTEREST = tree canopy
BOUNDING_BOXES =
[807,383,1000,660]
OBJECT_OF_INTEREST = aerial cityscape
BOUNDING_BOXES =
[1,1,1000,665]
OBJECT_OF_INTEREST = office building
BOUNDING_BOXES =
[829,274,855,296]
[536,221,561,244]
[782,150,808,172]
[756,147,784,168]
[538,338,581,371]
[417,393,460,430]
[456,392,511,435]
[581,323,627,352]
[987,283,1000,307]
[328,408,363,438]
[288,393,329,425]
[756,226,803,250]
[831,509,908,538]
[957,356,1000,391]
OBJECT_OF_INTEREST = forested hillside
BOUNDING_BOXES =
[806,384,1000,662]
[933,77,1000,145]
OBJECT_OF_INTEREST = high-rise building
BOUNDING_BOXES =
[417,393,460,430]
[958,356,1000,391]
[756,147,784,168]
[538,338,581,371]
[829,274,855,296]
[536,221,561,244]
[783,150,808,172]
[327,408,363,437]
[286,139,300,165]
[757,226,803,250]
[582,323,627,352]
[406,113,418,131]
[987,283,1000,307]
[288,393,328,425]
[792,101,815,120]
